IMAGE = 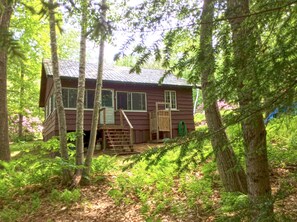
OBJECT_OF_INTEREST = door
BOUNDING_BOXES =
[100,89,115,124]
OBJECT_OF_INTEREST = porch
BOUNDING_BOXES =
[98,102,172,155]
[99,108,134,155]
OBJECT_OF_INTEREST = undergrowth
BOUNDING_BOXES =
[0,134,116,222]
[108,115,297,221]
[266,115,297,166]
[0,116,296,221]
[109,146,216,221]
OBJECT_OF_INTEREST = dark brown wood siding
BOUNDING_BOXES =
[41,78,194,143]
[45,77,54,106]
[43,110,57,141]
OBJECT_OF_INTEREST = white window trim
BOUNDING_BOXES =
[116,91,147,112]
[45,89,56,119]
[164,90,177,110]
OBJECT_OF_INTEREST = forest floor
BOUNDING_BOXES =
[15,167,297,222]
[7,143,297,222]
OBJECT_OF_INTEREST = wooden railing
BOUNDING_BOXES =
[119,109,134,146]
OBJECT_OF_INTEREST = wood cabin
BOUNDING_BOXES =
[39,59,195,153]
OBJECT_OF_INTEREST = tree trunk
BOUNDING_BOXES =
[72,0,88,187]
[199,0,247,193]
[48,0,71,183]
[227,0,273,219]
[18,65,24,139]
[0,1,13,162]
[83,0,107,181]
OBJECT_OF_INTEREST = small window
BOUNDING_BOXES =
[62,88,77,108]
[45,104,49,118]
[62,88,114,109]
[84,89,113,109]
[62,88,68,107]
[117,92,129,110]
[102,90,113,107]
[164,90,177,110]
[85,90,95,109]
[116,91,146,111]
[50,94,55,113]
[132,93,146,110]
[45,93,55,119]
[48,97,51,116]
[68,89,77,108]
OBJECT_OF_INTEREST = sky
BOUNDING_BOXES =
[86,0,145,64]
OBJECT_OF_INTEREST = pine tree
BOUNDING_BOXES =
[199,0,247,193]
[226,0,273,219]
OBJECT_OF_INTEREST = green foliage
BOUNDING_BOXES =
[0,140,78,221]
[0,137,78,202]
[50,189,81,204]
[217,192,249,221]
[92,155,118,174]
[266,116,297,166]
[41,132,78,153]
[0,194,41,222]
[1,114,297,220]
[41,136,60,152]
[109,149,217,220]
[180,171,213,209]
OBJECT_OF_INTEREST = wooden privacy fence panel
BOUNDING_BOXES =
[158,110,170,131]
[149,102,172,142]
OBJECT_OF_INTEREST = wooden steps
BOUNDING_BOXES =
[103,128,135,155]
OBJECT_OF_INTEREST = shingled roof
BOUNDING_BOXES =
[42,59,190,86]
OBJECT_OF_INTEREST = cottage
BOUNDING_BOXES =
[39,59,194,152]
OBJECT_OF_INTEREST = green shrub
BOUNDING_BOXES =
[217,192,249,221]
[50,189,81,204]
[266,116,297,165]
[92,155,118,174]
[0,207,22,222]
[109,149,218,220]
[0,194,41,222]
[180,171,213,209]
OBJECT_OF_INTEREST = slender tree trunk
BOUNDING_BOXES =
[18,65,24,139]
[83,0,107,181]
[0,1,13,162]
[199,0,247,193]
[18,113,23,139]
[48,0,71,183]
[227,0,273,219]
[72,0,88,187]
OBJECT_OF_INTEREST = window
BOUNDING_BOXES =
[45,93,55,119]
[85,89,113,109]
[164,90,177,110]
[62,88,77,108]
[85,90,95,109]
[62,88,113,109]
[116,91,146,111]
[45,104,49,118]
[50,94,55,113]
[102,90,113,107]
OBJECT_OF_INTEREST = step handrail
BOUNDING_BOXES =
[118,109,134,146]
